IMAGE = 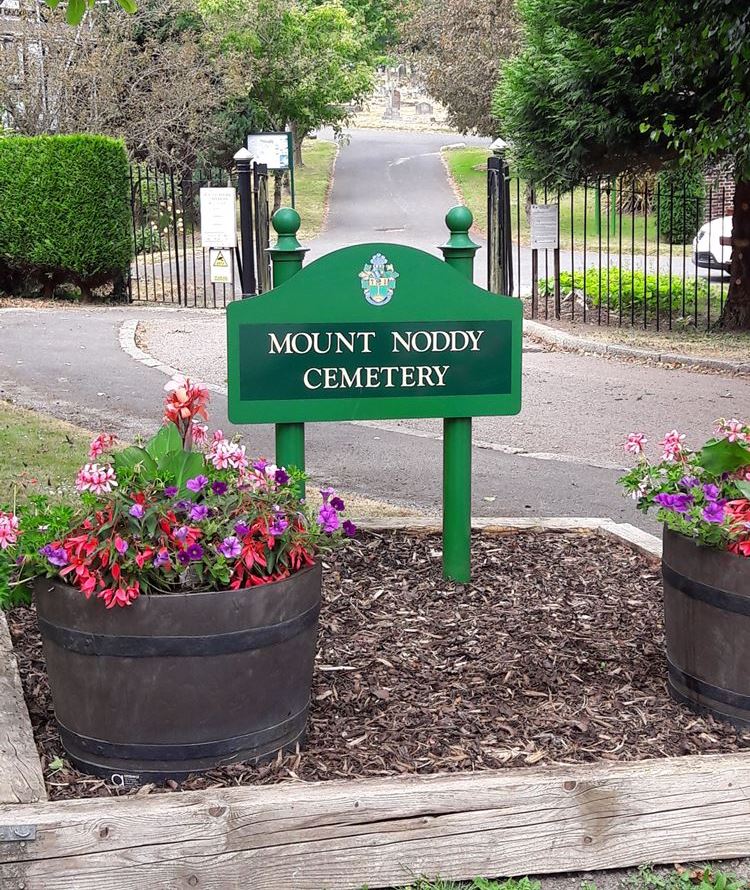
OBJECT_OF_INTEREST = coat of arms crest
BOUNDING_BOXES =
[359,253,399,306]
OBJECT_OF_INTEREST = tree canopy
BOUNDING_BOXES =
[495,0,750,328]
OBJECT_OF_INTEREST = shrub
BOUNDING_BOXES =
[0,135,132,299]
[541,268,707,315]
[656,166,706,244]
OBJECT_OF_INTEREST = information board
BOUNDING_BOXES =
[199,188,237,248]
[227,244,522,424]
[530,204,559,250]
[246,133,291,171]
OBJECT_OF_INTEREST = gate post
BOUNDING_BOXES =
[439,206,479,583]
[269,208,309,496]
[234,148,257,297]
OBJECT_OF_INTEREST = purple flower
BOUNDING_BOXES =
[274,468,290,486]
[164,486,178,498]
[218,536,241,559]
[186,475,209,493]
[174,525,190,541]
[177,550,191,566]
[153,550,170,568]
[235,521,250,537]
[703,501,726,524]
[212,481,228,496]
[189,504,209,522]
[330,496,345,512]
[175,499,192,512]
[129,503,145,519]
[317,503,340,534]
[342,519,357,538]
[320,486,335,504]
[186,543,204,561]
[679,476,700,491]
[654,493,694,514]
[253,459,268,473]
[39,544,68,567]
[114,537,129,555]
[703,483,721,502]
[269,513,289,537]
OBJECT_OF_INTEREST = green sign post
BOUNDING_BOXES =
[227,206,522,582]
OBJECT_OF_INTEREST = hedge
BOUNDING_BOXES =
[656,166,706,244]
[0,135,132,298]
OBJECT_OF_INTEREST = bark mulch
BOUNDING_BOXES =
[8,528,750,801]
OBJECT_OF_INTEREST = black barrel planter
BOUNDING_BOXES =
[663,528,750,728]
[34,562,322,783]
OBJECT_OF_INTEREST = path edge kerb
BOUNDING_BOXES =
[525,319,750,374]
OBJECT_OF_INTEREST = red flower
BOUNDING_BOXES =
[99,582,140,609]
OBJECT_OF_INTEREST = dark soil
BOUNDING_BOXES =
[8,529,750,801]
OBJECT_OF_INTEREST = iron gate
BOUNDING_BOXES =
[128,163,271,308]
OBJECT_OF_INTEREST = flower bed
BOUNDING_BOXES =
[9,527,750,801]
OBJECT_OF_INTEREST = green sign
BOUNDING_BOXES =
[227,243,522,425]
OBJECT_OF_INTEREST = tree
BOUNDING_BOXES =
[202,0,375,167]
[495,0,750,329]
[310,0,405,56]
[402,0,518,136]
[2,0,222,171]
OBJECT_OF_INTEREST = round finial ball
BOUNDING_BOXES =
[272,207,301,235]
[445,205,473,233]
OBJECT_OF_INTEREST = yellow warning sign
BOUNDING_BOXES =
[209,248,233,285]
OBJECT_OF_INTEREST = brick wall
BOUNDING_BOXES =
[704,158,735,221]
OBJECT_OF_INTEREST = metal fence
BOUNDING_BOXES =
[488,165,732,331]
[128,163,271,308]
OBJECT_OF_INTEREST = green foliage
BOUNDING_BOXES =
[656,166,706,243]
[44,0,136,26]
[700,438,750,476]
[541,268,706,315]
[0,135,132,296]
[628,865,746,890]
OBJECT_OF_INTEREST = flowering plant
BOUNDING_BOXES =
[1,375,355,609]
[619,419,750,556]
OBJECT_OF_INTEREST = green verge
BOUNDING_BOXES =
[287,139,338,243]
[0,401,90,506]
[444,147,490,234]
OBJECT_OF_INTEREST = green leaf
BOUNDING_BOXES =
[700,438,750,475]
[116,0,138,11]
[145,424,182,462]
[113,446,158,477]
[65,0,85,24]
[736,481,750,499]
[169,451,205,488]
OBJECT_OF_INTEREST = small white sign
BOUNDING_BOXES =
[530,204,559,250]
[209,248,233,285]
[200,188,237,249]
[247,133,290,171]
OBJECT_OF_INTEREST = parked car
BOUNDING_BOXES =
[692,215,732,278]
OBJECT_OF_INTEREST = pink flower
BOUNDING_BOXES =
[716,418,749,444]
[75,463,118,495]
[208,438,248,471]
[659,430,686,463]
[623,432,647,456]
[88,433,117,460]
[191,422,209,446]
[0,512,20,549]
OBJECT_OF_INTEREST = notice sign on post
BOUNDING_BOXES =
[246,133,291,171]
[199,187,237,249]
[209,248,233,285]
[227,244,522,424]
[530,204,559,250]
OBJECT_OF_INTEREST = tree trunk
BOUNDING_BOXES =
[719,179,750,330]
[272,171,283,214]
[289,121,304,169]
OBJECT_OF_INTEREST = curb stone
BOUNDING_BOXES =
[524,318,750,374]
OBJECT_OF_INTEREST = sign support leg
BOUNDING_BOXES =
[268,208,309,496]
[439,206,480,583]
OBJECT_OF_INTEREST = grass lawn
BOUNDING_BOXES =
[282,138,338,242]
[444,147,691,256]
[0,401,90,506]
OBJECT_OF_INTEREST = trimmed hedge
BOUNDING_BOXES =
[0,135,132,298]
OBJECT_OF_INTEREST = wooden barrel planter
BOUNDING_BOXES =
[34,562,322,783]
[663,528,750,728]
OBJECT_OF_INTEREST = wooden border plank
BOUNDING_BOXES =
[1,753,750,889]
[0,612,46,805]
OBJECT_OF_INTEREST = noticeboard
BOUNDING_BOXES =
[246,133,292,171]
[530,204,559,251]
[199,188,237,249]
[227,244,522,424]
